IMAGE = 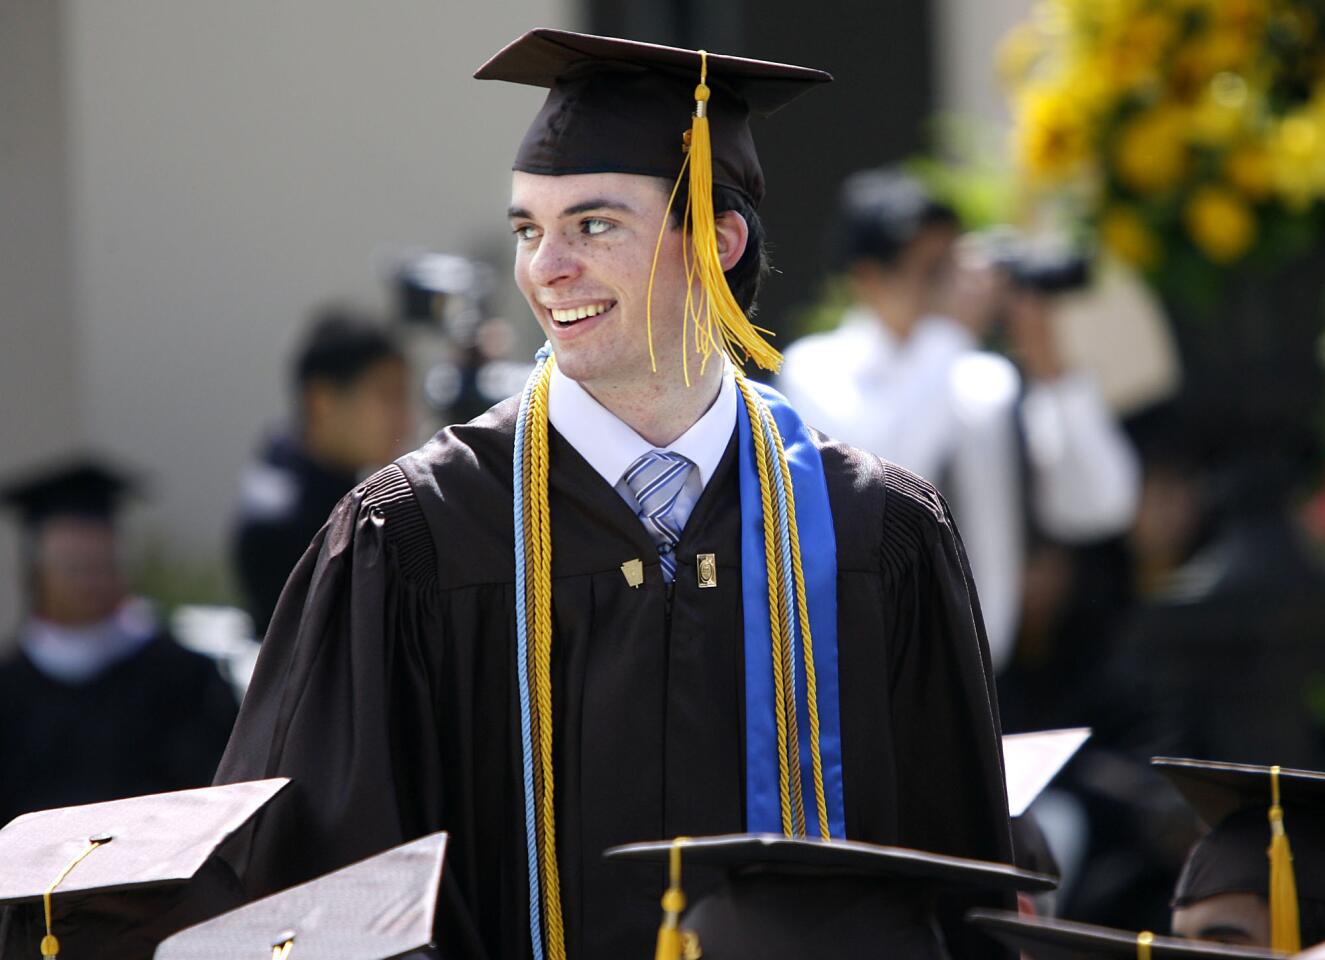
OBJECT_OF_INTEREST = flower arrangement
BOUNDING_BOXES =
[1003,0,1325,307]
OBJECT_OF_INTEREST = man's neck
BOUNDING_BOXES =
[576,361,724,447]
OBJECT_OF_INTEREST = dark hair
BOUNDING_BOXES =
[293,307,403,392]
[830,167,959,271]
[666,182,771,316]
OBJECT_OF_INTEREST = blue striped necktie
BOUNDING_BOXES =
[622,450,695,583]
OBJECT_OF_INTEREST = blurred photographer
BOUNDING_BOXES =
[778,168,1139,671]
[231,307,410,637]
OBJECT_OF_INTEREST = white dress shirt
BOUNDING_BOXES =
[548,364,738,531]
[778,308,1139,672]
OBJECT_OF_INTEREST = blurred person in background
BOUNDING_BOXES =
[231,307,410,636]
[778,168,1140,672]
[0,459,238,826]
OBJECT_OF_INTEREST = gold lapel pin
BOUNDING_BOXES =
[621,558,645,589]
[697,553,717,589]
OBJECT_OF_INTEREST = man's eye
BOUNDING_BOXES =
[513,224,539,241]
[582,218,612,236]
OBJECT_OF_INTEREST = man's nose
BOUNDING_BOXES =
[527,232,582,287]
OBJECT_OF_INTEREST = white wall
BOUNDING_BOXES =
[1,1,84,628]
[933,0,1031,124]
[9,1,574,606]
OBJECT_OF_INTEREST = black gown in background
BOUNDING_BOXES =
[0,633,239,827]
[214,397,1013,960]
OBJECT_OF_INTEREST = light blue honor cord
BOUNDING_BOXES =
[512,345,551,960]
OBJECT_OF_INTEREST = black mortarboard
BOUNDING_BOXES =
[155,831,447,960]
[606,833,1054,960]
[1155,758,1325,951]
[474,29,831,208]
[967,909,1283,960]
[0,457,139,529]
[0,779,288,960]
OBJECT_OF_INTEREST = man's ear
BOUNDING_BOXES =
[714,210,750,272]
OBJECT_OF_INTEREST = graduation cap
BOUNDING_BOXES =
[1,456,140,529]
[606,833,1055,960]
[476,29,833,373]
[1004,729,1092,880]
[0,779,288,960]
[967,908,1283,960]
[155,831,447,960]
[1154,758,1325,953]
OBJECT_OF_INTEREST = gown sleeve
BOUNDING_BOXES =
[879,465,1016,959]
[212,465,485,954]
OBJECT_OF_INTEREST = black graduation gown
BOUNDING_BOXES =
[214,397,1013,960]
[0,633,239,827]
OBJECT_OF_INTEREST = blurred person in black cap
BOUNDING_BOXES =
[213,29,1016,960]
[779,169,1139,674]
[0,458,239,828]
[231,306,410,636]
[1155,759,1325,951]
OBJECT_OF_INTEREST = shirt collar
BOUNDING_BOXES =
[547,363,737,488]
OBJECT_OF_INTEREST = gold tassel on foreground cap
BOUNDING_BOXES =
[655,837,701,960]
[1268,765,1302,953]
[1135,930,1154,960]
[647,50,782,384]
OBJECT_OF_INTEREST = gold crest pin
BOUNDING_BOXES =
[621,558,645,589]
[697,553,717,589]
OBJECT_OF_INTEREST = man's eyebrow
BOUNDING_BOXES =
[1193,925,1253,941]
[507,199,637,221]
[561,198,636,217]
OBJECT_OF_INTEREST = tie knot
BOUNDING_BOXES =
[623,451,694,511]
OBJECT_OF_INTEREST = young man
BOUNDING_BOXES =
[215,31,1013,960]
[231,308,410,635]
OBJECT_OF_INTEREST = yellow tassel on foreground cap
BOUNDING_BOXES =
[647,51,782,383]
[1135,930,1154,960]
[655,837,701,960]
[1268,765,1302,953]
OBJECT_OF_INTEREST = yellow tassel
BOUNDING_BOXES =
[655,838,692,960]
[1136,931,1154,960]
[646,51,782,384]
[1269,765,1302,953]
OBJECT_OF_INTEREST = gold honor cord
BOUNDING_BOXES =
[521,355,566,960]
[41,835,112,958]
[272,939,294,960]
[1269,765,1302,953]
[736,375,830,841]
[1136,930,1154,960]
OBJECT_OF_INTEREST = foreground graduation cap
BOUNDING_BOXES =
[0,779,287,960]
[606,834,1055,960]
[1155,758,1325,953]
[1,456,140,529]
[155,831,447,960]
[967,909,1282,960]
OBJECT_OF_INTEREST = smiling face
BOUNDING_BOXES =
[509,171,695,395]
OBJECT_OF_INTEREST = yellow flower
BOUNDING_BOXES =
[1269,110,1325,210]
[1184,185,1257,263]
[1225,145,1274,199]
[1188,73,1254,145]
[1099,205,1161,269]
[1114,107,1190,194]
[1097,13,1177,92]
[1015,86,1093,182]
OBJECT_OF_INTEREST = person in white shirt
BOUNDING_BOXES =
[779,169,1139,671]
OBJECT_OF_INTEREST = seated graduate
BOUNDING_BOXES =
[213,29,1015,960]
[0,458,239,828]
[1155,758,1325,951]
